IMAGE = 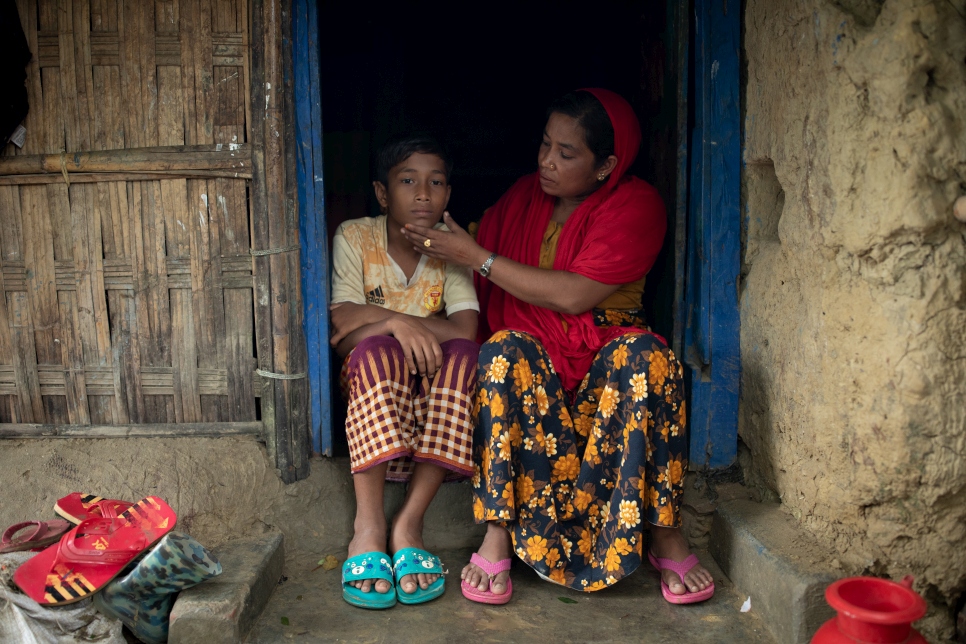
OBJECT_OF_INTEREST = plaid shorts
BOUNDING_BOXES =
[340,335,479,482]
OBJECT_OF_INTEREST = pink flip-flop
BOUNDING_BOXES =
[648,550,715,604]
[461,553,513,605]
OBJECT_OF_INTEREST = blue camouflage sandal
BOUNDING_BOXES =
[392,547,446,605]
[342,551,397,609]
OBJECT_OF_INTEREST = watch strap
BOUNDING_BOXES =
[479,253,497,277]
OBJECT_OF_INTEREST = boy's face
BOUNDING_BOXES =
[374,152,451,230]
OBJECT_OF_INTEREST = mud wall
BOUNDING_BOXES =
[741,0,966,638]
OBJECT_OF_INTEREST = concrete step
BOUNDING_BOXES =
[710,498,840,644]
[248,547,776,643]
[168,529,284,644]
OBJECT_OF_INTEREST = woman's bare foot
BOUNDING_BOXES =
[389,512,439,595]
[460,523,513,595]
[346,518,391,594]
[649,525,714,595]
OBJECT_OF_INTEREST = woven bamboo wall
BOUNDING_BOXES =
[0,0,260,426]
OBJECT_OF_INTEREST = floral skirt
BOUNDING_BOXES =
[471,330,688,592]
[341,335,479,482]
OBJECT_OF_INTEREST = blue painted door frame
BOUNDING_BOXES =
[293,0,332,455]
[291,1,741,465]
[682,0,741,469]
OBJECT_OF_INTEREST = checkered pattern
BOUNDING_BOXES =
[341,336,478,482]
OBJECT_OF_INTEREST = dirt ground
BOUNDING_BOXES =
[741,0,966,639]
[249,546,775,644]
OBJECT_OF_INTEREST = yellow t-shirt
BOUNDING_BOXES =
[331,215,479,317]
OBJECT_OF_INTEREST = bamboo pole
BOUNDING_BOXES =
[0,169,253,185]
[250,0,310,484]
[0,421,264,439]
[277,0,310,480]
[250,0,277,468]
[0,144,252,176]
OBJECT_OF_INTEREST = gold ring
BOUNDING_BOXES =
[423,239,432,248]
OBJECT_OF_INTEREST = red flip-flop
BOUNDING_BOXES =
[0,520,72,554]
[14,496,176,605]
[648,550,715,604]
[54,493,133,525]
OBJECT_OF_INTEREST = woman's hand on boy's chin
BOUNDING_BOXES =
[384,314,443,378]
[402,212,487,269]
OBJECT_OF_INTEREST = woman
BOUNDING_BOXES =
[400,88,714,603]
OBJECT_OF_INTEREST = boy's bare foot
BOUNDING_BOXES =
[389,513,440,595]
[648,525,714,595]
[460,523,513,595]
[347,519,391,594]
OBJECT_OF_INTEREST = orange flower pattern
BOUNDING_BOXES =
[472,330,687,592]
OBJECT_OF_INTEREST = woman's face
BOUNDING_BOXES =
[537,112,614,200]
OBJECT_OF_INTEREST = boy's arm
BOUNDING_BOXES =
[416,309,477,343]
[335,313,445,378]
[334,309,477,382]
[329,302,395,346]
[331,303,476,347]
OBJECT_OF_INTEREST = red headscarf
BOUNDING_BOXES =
[474,88,667,391]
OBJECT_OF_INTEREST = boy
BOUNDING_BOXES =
[329,134,479,609]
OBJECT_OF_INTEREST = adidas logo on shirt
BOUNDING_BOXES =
[366,285,386,306]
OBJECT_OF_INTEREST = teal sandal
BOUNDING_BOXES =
[342,551,397,609]
[392,547,446,605]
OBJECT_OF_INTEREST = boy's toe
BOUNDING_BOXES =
[399,574,417,594]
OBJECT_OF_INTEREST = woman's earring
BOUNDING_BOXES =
[598,173,606,181]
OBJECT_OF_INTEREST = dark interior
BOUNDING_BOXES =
[319,2,681,453]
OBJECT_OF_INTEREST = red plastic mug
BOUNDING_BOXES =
[812,575,927,643]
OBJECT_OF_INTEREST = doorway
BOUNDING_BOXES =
[316,2,683,456]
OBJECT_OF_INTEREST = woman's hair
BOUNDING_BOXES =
[547,91,615,168]
[375,133,453,185]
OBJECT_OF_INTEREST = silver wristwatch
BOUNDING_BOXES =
[478,253,498,277]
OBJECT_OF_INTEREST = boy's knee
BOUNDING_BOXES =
[347,335,405,368]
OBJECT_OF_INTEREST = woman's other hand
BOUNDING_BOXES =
[401,212,490,270]
[385,314,443,379]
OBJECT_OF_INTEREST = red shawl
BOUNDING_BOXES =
[474,88,667,391]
